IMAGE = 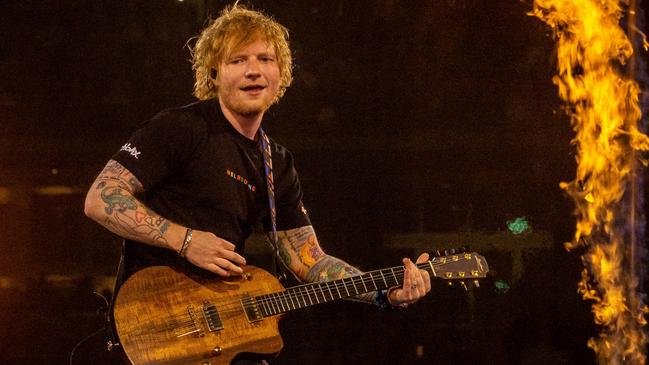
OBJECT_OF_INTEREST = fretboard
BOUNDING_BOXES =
[251,261,437,317]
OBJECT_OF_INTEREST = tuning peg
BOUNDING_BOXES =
[436,250,442,257]
[473,280,480,288]
[447,282,454,287]
[460,281,468,291]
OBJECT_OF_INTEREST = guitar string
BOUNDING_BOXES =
[248,260,457,315]
[252,269,405,314]
[171,259,457,318]
[158,259,473,331]
[251,257,478,315]
[154,259,462,329]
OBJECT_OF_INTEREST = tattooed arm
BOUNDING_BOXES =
[84,159,246,277]
[276,225,432,307]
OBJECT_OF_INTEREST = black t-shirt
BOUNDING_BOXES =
[111,98,311,279]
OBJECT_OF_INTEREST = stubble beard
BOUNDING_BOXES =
[221,90,277,117]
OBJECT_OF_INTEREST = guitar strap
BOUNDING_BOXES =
[259,127,290,281]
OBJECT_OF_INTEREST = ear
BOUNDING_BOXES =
[210,68,217,80]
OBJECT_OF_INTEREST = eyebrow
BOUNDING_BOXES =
[229,47,276,58]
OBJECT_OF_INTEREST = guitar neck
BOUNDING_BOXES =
[252,261,435,317]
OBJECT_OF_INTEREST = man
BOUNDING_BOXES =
[84,4,431,364]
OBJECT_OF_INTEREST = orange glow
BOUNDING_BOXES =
[531,0,648,363]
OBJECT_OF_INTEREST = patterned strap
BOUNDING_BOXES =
[259,128,285,279]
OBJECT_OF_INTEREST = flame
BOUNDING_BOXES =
[531,0,649,363]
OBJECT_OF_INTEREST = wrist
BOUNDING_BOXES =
[387,287,408,309]
[178,228,194,257]
[374,288,408,310]
[165,224,187,252]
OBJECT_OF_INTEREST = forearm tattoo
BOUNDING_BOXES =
[277,226,376,304]
[92,160,170,247]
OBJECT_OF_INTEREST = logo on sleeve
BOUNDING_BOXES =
[120,143,141,159]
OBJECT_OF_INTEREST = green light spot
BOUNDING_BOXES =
[507,217,530,235]
[495,280,510,293]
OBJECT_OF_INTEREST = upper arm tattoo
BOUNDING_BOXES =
[94,159,144,194]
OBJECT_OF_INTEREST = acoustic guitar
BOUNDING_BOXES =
[113,252,489,365]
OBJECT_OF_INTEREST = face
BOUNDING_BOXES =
[214,39,281,118]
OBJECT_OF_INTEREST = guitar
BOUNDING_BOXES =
[113,252,489,365]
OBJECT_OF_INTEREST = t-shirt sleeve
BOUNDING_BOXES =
[272,147,312,231]
[111,109,202,191]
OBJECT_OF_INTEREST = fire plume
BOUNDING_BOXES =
[531,0,649,363]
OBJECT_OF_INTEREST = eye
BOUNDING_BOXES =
[260,55,275,63]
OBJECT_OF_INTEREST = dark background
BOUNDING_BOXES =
[2,0,645,364]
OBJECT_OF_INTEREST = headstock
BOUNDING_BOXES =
[427,251,489,290]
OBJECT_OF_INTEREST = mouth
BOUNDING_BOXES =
[240,84,266,93]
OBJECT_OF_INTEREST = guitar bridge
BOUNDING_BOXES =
[176,305,204,338]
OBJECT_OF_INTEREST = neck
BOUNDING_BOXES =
[218,98,264,140]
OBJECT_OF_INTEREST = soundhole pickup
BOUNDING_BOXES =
[202,301,224,332]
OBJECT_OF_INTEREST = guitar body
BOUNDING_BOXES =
[113,265,285,365]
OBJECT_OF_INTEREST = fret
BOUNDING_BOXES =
[291,289,299,309]
[298,286,307,307]
[314,285,321,304]
[260,295,271,316]
[305,285,314,305]
[275,292,286,313]
[368,273,377,290]
[333,279,342,298]
[360,275,368,292]
[281,292,290,312]
[286,290,295,310]
[390,268,399,284]
[269,294,278,315]
[342,277,350,297]
[325,281,334,300]
[351,276,359,294]
[318,283,327,302]
[379,270,388,288]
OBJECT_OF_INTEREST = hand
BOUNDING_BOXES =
[388,253,432,307]
[183,230,247,277]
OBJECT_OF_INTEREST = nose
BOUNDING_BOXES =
[245,59,261,79]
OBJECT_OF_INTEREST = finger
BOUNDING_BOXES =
[421,269,432,292]
[206,263,229,277]
[215,257,244,274]
[219,249,247,266]
[415,252,430,264]
[410,261,426,297]
[218,239,237,251]
[411,270,425,297]
[401,267,412,300]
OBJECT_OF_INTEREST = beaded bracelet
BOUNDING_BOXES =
[178,228,193,257]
